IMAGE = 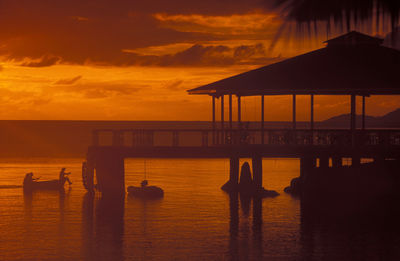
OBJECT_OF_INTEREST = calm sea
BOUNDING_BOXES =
[0,157,399,261]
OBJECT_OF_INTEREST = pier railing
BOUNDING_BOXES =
[91,129,400,148]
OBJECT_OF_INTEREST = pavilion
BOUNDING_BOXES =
[83,32,400,196]
[188,31,400,145]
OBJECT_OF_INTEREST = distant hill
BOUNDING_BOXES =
[0,109,398,158]
[321,108,400,128]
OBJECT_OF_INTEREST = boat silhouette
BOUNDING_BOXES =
[127,180,164,198]
[23,171,70,191]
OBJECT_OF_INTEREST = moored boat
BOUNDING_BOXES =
[127,180,164,198]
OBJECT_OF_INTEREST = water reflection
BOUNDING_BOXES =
[23,189,71,259]
[81,194,125,261]
[299,196,400,260]
[228,193,263,261]
[125,195,163,260]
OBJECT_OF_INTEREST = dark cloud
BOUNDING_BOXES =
[122,43,279,67]
[20,56,61,67]
[54,76,82,85]
[0,0,272,67]
[164,79,184,90]
[234,43,265,59]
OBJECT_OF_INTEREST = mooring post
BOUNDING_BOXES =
[229,157,239,187]
[95,151,125,196]
[252,156,263,190]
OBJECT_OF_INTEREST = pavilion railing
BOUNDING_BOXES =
[91,128,400,148]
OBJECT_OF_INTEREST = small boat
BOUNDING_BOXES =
[23,172,68,191]
[127,180,164,198]
[24,179,62,191]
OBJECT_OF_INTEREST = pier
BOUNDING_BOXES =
[84,128,400,194]
[83,31,400,195]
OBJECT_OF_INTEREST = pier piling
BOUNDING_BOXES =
[252,156,263,189]
[95,151,125,195]
[319,157,329,169]
[300,157,316,180]
[332,157,343,168]
[229,157,239,187]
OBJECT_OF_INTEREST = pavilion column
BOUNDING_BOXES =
[229,94,233,144]
[237,96,241,123]
[212,96,216,145]
[350,94,356,147]
[229,95,233,129]
[362,96,366,130]
[221,95,225,144]
[292,94,297,130]
[261,95,265,144]
[310,94,314,130]
[292,94,297,145]
[310,94,314,145]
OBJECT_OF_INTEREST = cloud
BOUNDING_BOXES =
[20,56,61,67]
[153,13,280,35]
[122,43,281,67]
[54,75,82,85]
[54,81,144,99]
[0,88,52,106]
[163,79,184,90]
[0,1,276,67]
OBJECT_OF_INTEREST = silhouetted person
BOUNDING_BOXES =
[59,168,72,185]
[23,172,38,185]
[141,180,148,187]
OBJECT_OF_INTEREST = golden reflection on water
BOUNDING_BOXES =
[0,158,399,260]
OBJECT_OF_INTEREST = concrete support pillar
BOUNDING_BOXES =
[319,157,329,168]
[252,156,263,190]
[229,157,239,186]
[229,192,239,236]
[300,157,316,180]
[95,152,125,196]
[374,157,385,166]
[332,157,343,168]
[352,156,361,168]
[252,196,262,231]
[86,159,95,192]
[261,95,265,144]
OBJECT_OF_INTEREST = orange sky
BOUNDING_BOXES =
[0,0,398,121]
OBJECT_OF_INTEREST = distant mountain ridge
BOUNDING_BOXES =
[321,108,400,128]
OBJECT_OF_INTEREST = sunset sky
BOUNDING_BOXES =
[0,0,399,121]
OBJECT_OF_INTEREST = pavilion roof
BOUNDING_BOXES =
[188,32,400,96]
